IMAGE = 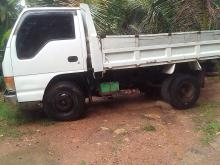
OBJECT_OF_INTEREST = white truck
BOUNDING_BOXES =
[2,4,220,121]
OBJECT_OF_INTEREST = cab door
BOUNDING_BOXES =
[11,11,86,76]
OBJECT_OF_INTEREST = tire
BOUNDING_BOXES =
[43,81,85,121]
[161,77,174,103]
[169,75,200,109]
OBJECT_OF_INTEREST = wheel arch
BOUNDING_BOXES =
[163,61,202,75]
[43,73,89,101]
[163,61,205,87]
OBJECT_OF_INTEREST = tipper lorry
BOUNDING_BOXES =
[2,4,220,120]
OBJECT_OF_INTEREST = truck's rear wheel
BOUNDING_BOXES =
[43,82,85,121]
[161,77,173,103]
[169,75,200,109]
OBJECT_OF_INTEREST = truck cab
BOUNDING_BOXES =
[3,6,92,103]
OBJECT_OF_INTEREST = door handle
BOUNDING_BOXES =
[68,56,78,62]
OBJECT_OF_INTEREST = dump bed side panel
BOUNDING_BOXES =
[101,31,220,70]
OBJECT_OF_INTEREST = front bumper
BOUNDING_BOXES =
[4,90,17,105]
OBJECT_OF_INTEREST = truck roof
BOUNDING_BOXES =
[22,7,80,12]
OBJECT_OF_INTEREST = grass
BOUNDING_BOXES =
[0,96,55,141]
[143,124,156,132]
[39,119,56,127]
[0,103,26,140]
[115,136,123,145]
[200,122,220,144]
[79,160,87,165]
[0,76,4,90]
[193,101,220,144]
[0,103,22,126]
[0,127,25,139]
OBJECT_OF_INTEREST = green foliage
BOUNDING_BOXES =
[83,0,220,35]
[26,0,79,7]
[97,0,129,34]
[200,121,220,144]
[26,0,220,35]
[0,0,18,50]
[0,100,55,141]
[79,160,87,165]
[0,102,24,126]
[193,101,220,144]
[0,102,24,140]
[0,127,25,139]
[0,76,5,91]
[0,29,11,49]
[143,124,156,132]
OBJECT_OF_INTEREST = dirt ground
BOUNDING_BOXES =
[1,79,220,165]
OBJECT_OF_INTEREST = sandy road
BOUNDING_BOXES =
[0,79,220,165]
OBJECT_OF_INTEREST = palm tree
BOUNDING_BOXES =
[25,0,220,35]
[207,0,220,29]
[26,0,79,7]
[2,0,220,37]
[87,0,129,35]
[125,0,179,34]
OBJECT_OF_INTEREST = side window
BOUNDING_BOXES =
[16,13,75,59]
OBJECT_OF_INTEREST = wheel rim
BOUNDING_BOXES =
[54,91,75,113]
[177,81,195,103]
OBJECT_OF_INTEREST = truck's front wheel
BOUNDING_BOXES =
[169,75,200,109]
[43,82,85,121]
